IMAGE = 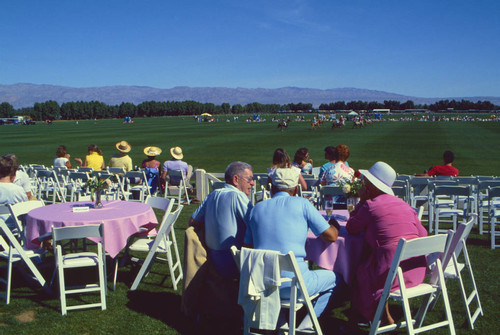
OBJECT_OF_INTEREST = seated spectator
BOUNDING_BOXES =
[108,141,133,171]
[53,145,72,169]
[75,144,105,171]
[267,148,307,191]
[346,161,428,328]
[161,146,193,189]
[0,154,28,230]
[6,154,35,200]
[318,146,336,180]
[141,146,162,194]
[292,147,313,174]
[321,144,354,185]
[188,161,254,279]
[245,168,341,330]
[417,150,459,177]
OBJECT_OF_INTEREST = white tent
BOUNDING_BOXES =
[348,111,358,116]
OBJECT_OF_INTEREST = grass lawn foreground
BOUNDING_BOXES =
[0,116,499,334]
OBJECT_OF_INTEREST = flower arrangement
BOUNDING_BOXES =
[336,175,363,198]
[83,176,111,197]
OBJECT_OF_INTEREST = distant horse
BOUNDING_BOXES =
[277,120,289,131]
[310,119,323,130]
[331,120,344,129]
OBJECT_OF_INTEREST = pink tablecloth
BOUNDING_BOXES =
[26,200,158,258]
[305,210,364,285]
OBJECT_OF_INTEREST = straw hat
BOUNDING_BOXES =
[170,146,183,160]
[269,168,300,189]
[359,161,396,196]
[143,146,162,157]
[115,140,131,153]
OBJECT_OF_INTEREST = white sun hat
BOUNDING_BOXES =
[359,161,396,196]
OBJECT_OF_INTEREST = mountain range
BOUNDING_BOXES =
[1,83,499,109]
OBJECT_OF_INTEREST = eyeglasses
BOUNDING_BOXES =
[238,175,254,183]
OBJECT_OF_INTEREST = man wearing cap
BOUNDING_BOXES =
[109,140,133,171]
[161,146,193,189]
[346,161,427,326]
[189,161,254,278]
[244,168,340,330]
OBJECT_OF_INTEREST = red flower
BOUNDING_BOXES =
[354,170,361,178]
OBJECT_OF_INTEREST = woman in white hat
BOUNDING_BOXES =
[160,146,193,190]
[345,161,428,328]
[141,146,162,194]
[108,140,133,171]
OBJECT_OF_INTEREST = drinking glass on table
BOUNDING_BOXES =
[325,199,333,217]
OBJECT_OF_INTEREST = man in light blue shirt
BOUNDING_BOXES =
[244,168,340,330]
[189,161,254,278]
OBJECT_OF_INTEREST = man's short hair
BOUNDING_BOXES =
[0,154,18,178]
[225,161,253,184]
[443,150,454,164]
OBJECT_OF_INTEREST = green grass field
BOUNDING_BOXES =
[1,116,499,175]
[0,116,499,334]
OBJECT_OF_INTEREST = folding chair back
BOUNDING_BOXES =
[0,213,49,304]
[369,234,454,335]
[488,187,500,249]
[129,204,183,291]
[123,170,151,202]
[440,214,483,329]
[52,223,106,315]
[165,170,190,204]
[67,171,90,201]
[318,185,344,209]
[231,246,323,335]
[36,169,63,203]
[8,200,45,245]
[429,185,470,234]
[478,180,500,234]
[77,166,93,173]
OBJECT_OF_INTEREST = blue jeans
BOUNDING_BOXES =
[280,260,341,317]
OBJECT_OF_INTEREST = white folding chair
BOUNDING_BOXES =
[112,196,175,290]
[409,176,432,208]
[439,214,483,329]
[165,170,191,205]
[36,169,65,204]
[318,185,344,209]
[0,206,50,304]
[7,200,46,246]
[52,223,106,315]
[477,180,500,234]
[128,204,183,291]
[488,187,500,249]
[231,246,323,335]
[369,234,454,335]
[429,185,470,234]
[123,170,151,202]
[66,171,90,202]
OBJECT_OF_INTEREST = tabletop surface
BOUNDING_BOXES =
[27,200,153,222]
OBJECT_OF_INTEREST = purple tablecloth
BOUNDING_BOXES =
[305,210,364,285]
[26,200,158,258]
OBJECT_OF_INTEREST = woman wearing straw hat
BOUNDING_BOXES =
[141,146,162,194]
[108,140,133,171]
[345,161,427,329]
[160,146,193,190]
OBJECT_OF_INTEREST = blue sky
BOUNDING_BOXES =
[1,0,499,98]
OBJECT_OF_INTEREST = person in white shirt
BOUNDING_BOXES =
[0,154,29,230]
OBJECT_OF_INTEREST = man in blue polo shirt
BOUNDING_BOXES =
[244,167,341,330]
[189,161,254,279]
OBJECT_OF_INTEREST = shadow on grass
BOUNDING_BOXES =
[126,290,242,334]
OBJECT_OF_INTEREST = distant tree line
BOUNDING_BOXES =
[318,99,498,112]
[0,99,498,121]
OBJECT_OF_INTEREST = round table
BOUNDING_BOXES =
[26,200,158,258]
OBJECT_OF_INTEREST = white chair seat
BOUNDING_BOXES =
[444,262,465,278]
[129,238,172,253]
[61,252,100,267]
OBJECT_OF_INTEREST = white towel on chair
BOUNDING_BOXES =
[238,247,281,330]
